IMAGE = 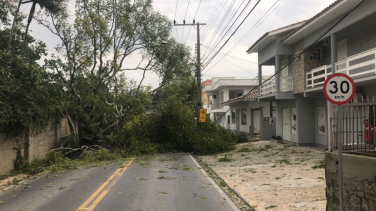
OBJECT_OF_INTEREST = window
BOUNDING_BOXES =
[241,109,247,125]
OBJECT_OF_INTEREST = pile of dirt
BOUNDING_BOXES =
[199,140,326,211]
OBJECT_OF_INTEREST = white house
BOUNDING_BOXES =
[203,77,274,137]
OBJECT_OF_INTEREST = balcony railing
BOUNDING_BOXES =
[260,76,293,95]
[280,75,293,92]
[260,78,275,95]
[306,48,376,89]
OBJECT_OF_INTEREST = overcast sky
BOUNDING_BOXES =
[26,0,336,88]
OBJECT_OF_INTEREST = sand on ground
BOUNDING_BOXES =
[199,140,326,211]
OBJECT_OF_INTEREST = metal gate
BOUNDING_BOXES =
[331,97,376,155]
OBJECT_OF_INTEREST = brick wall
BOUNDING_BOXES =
[292,40,327,94]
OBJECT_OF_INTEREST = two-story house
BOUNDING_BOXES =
[279,0,376,209]
[247,0,376,148]
[203,77,273,136]
[246,21,316,145]
[246,0,376,209]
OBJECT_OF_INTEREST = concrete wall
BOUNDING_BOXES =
[0,134,27,175]
[297,97,316,145]
[259,41,277,65]
[326,152,376,211]
[0,118,73,175]
[314,97,329,146]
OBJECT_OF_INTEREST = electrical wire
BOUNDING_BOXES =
[182,0,191,42]
[203,0,282,75]
[201,44,258,64]
[202,0,251,61]
[201,0,237,57]
[201,0,225,42]
[213,0,365,124]
[184,0,203,44]
[203,0,262,70]
[174,0,180,43]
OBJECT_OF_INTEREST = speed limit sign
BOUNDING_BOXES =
[323,73,356,105]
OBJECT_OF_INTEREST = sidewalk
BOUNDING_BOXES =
[199,140,326,211]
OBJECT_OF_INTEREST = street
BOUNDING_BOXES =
[0,154,238,211]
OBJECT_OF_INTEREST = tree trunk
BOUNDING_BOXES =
[7,0,23,52]
[23,2,36,49]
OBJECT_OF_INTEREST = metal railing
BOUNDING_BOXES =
[331,97,376,156]
[306,48,376,89]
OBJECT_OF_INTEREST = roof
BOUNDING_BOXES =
[246,21,305,54]
[221,91,259,105]
[282,0,362,44]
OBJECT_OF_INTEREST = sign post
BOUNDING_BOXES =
[323,73,356,211]
[199,108,207,123]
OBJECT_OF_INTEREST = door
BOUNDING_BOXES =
[282,108,291,141]
[253,110,261,134]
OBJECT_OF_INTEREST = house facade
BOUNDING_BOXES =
[247,0,376,147]
[203,77,274,137]
[247,0,376,209]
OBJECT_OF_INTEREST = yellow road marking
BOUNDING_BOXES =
[77,158,134,211]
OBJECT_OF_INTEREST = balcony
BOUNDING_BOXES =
[306,48,376,89]
[260,76,293,96]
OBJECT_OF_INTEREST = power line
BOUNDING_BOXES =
[204,0,282,75]
[174,0,179,21]
[229,0,283,54]
[182,0,191,42]
[201,0,225,42]
[174,0,180,42]
[184,0,203,44]
[202,0,262,71]
[214,0,364,124]
[202,0,249,60]
[201,0,235,56]
[201,44,258,64]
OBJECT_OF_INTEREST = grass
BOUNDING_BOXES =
[248,206,257,211]
[237,145,273,153]
[158,191,169,194]
[169,164,193,171]
[244,168,257,174]
[218,155,232,162]
[136,178,148,180]
[11,149,127,176]
[219,180,226,187]
[157,176,175,180]
[276,159,291,165]
[311,161,325,169]
[266,205,277,209]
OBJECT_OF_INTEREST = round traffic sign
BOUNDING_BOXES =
[323,73,356,105]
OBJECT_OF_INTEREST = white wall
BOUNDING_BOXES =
[314,97,329,146]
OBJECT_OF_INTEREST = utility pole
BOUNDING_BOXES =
[174,21,206,124]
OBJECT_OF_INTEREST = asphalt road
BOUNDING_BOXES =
[0,154,239,211]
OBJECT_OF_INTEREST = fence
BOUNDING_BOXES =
[331,96,376,156]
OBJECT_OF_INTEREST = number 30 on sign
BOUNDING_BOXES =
[323,73,356,105]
